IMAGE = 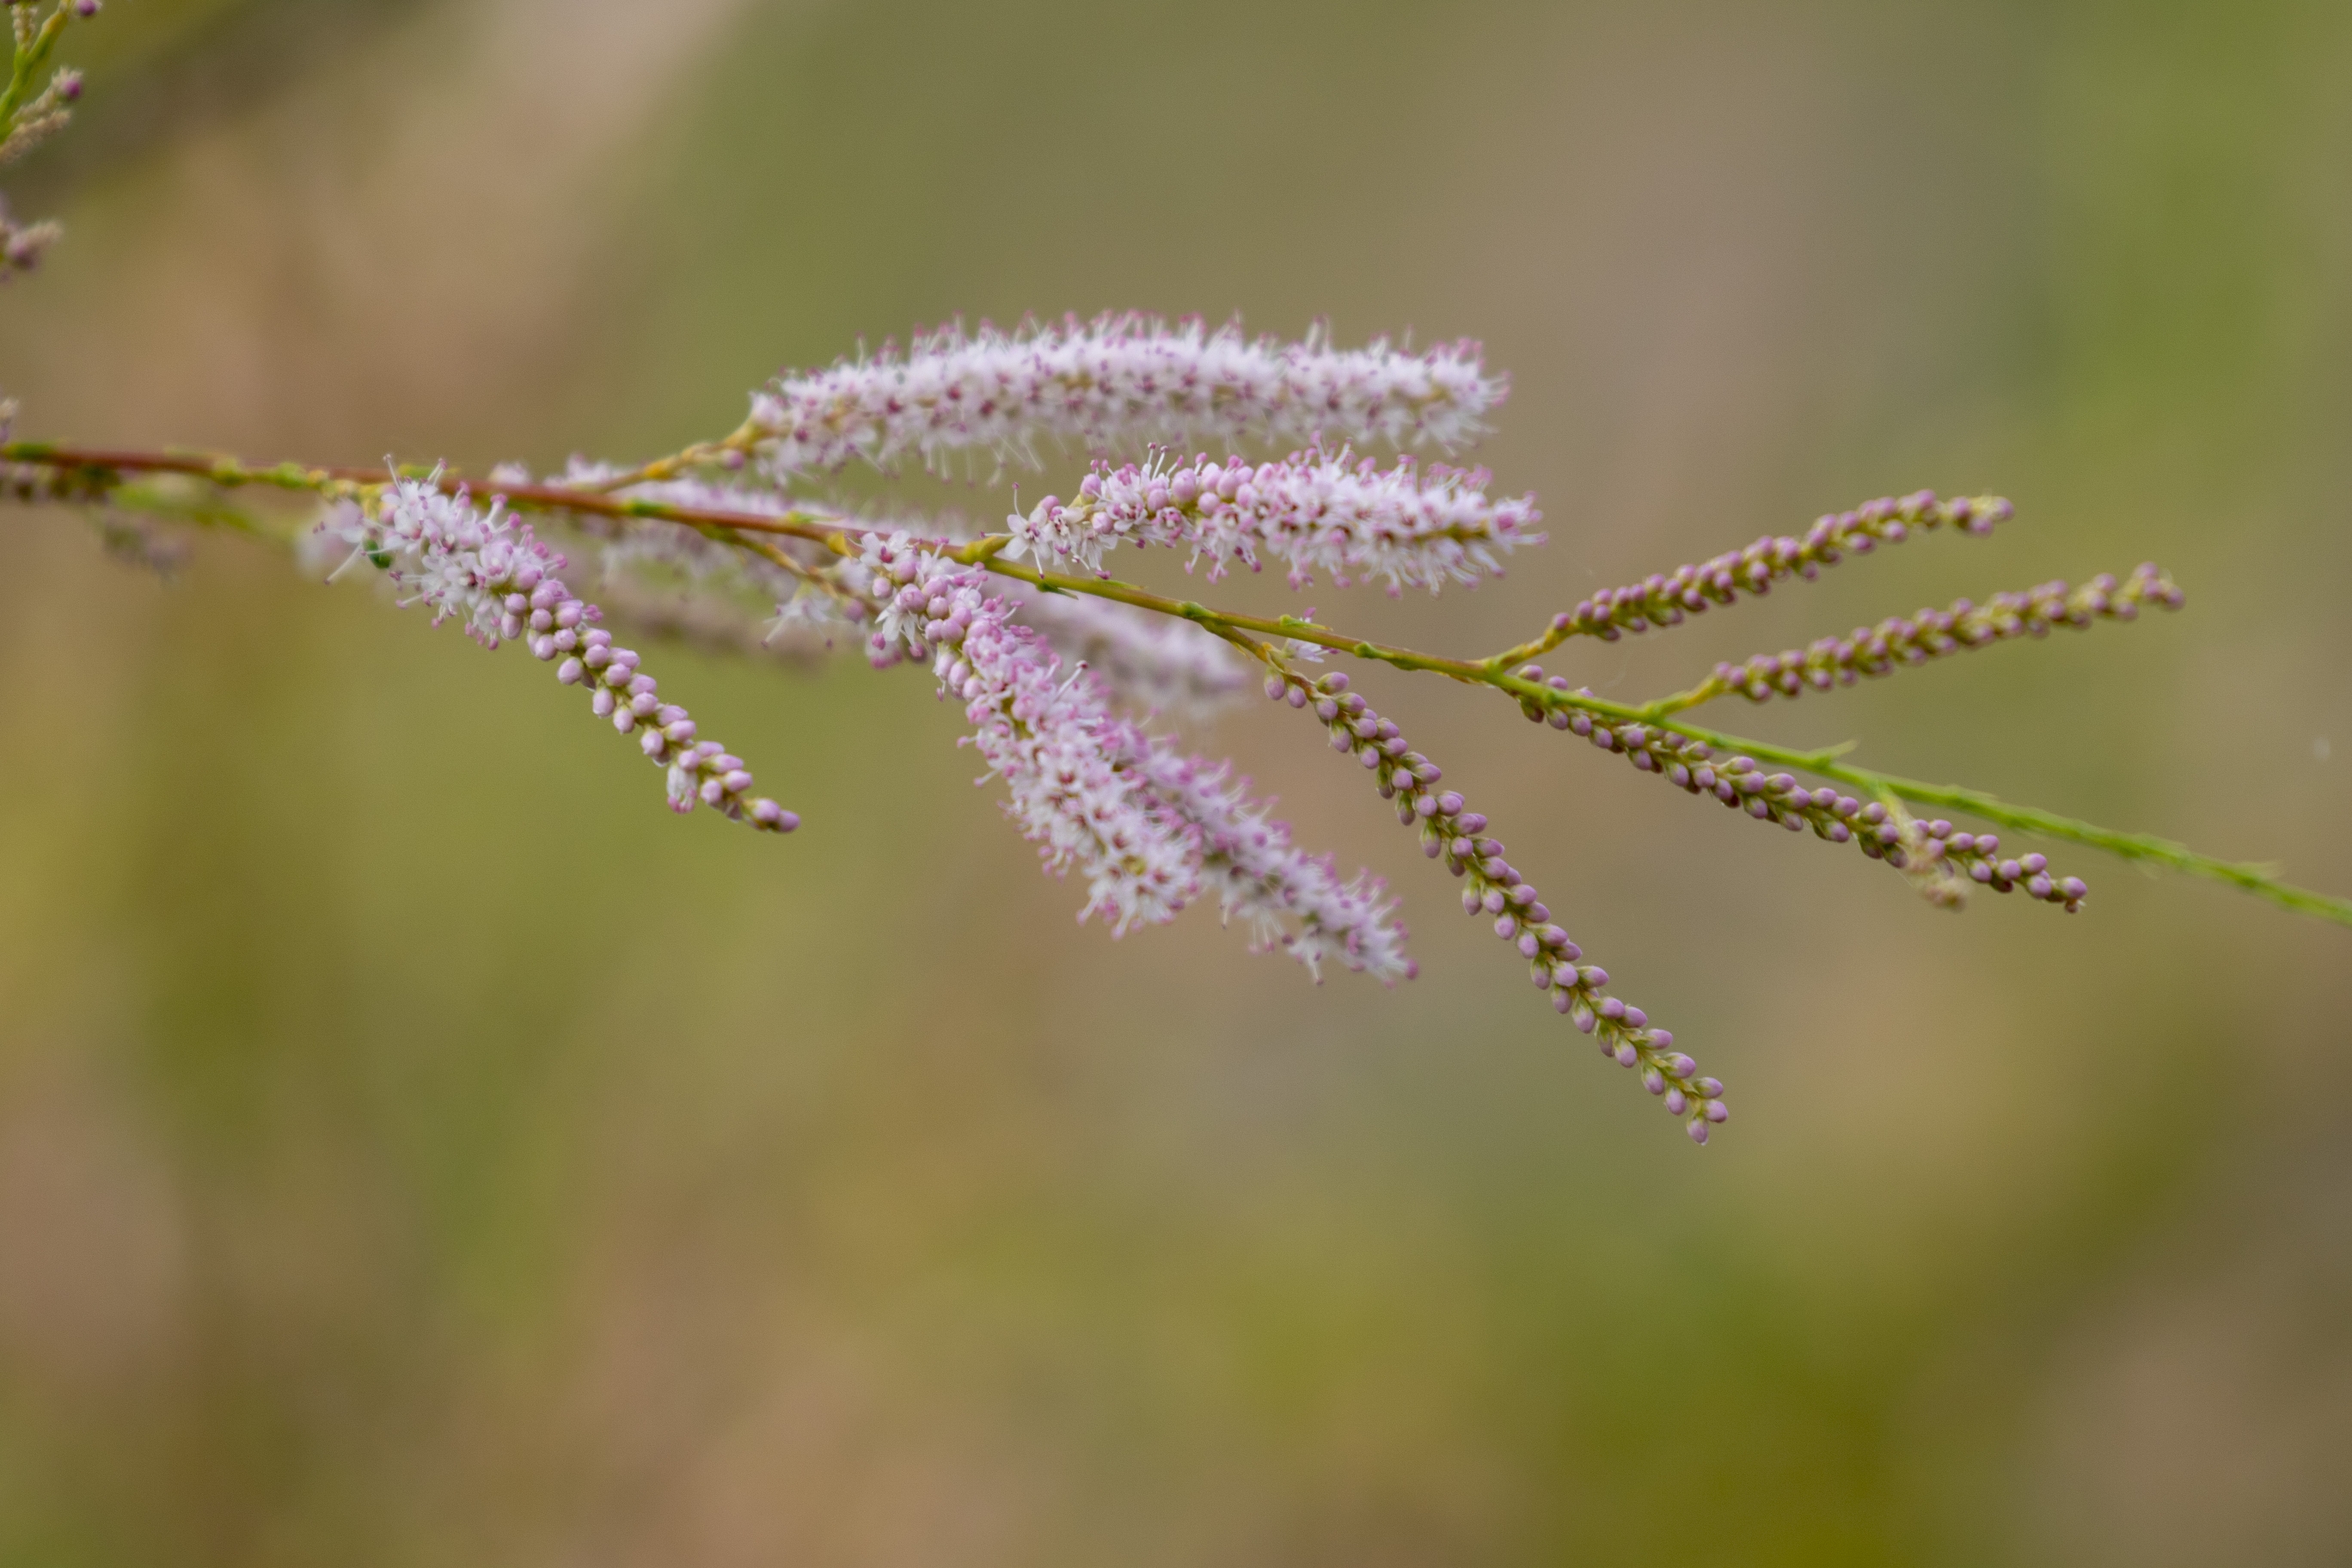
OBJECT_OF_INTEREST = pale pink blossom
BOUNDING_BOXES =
[1009,444,1541,592]
[334,476,797,833]
[749,314,1506,478]
[1128,745,1413,982]
[862,535,1200,932]
[862,533,1410,974]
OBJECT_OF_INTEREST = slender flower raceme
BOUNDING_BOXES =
[1705,564,2184,705]
[1510,666,2090,910]
[1008,444,1541,591]
[863,531,1410,974]
[1507,491,2009,655]
[11,285,2351,1148]
[1271,667,1727,1140]
[4,0,2341,1146]
[1128,743,1415,982]
[333,476,797,832]
[747,314,1507,478]
[861,531,1202,933]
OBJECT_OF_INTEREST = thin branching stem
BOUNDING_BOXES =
[7,438,2348,927]
[2,4,72,131]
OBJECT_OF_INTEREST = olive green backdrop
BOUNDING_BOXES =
[2,1,2349,1563]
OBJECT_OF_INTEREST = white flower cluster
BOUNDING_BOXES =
[859,533,1409,976]
[747,313,1506,477]
[335,476,796,833]
[338,477,549,648]
[1009,444,1542,591]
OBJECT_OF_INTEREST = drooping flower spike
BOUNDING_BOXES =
[14,277,2349,1148]
[860,532,1411,977]
[1130,742,1416,983]
[331,476,797,833]
[1273,668,1727,1142]
[861,532,1199,933]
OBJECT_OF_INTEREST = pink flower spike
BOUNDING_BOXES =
[339,474,797,834]
[749,314,1506,478]
[859,533,1409,977]
[1010,443,1540,593]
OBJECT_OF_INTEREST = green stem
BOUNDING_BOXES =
[1634,677,1728,721]
[6,438,2347,928]
[2,3,70,130]
[1475,670,2352,927]
[572,419,764,493]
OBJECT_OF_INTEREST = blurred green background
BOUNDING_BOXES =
[3,1,2349,1563]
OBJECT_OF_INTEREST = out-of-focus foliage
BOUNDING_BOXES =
[1,1,2348,1564]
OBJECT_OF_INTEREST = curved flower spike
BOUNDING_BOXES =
[1512,671,2091,911]
[1132,745,1414,983]
[862,533,1411,977]
[1274,668,1727,1142]
[332,476,797,834]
